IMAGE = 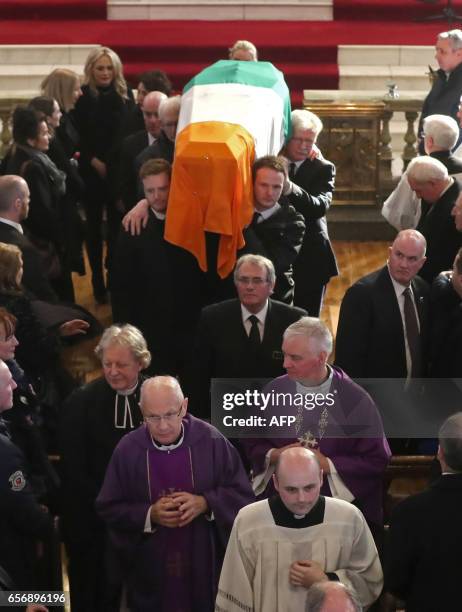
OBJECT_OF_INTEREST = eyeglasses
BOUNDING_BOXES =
[143,406,183,424]
[236,276,269,286]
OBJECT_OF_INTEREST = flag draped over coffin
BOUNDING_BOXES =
[165,60,291,278]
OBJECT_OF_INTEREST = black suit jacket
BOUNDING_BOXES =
[190,298,307,418]
[116,130,150,210]
[134,131,175,200]
[386,474,462,612]
[429,273,462,377]
[335,266,429,378]
[241,204,305,304]
[417,179,462,283]
[0,220,57,302]
[430,150,462,175]
[285,156,338,286]
[111,211,202,373]
[419,62,462,151]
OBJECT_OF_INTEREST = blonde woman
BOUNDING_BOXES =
[73,47,134,303]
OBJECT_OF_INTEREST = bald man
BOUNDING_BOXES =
[0,175,57,301]
[335,229,429,380]
[305,581,362,612]
[117,90,167,211]
[216,447,382,612]
[96,375,254,612]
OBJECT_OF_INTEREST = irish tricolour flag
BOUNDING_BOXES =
[165,60,291,278]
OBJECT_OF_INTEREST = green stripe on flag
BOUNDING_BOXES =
[183,60,292,140]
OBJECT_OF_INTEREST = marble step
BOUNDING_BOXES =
[338,45,435,67]
[0,44,98,65]
[107,0,332,20]
[0,64,85,92]
[339,66,432,92]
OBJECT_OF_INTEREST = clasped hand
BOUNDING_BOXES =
[150,492,208,528]
[289,560,328,589]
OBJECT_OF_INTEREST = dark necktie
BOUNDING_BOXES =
[248,315,261,349]
[403,287,422,377]
[252,212,261,226]
[289,162,297,181]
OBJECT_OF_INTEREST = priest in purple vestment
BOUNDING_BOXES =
[96,375,254,612]
[242,317,391,528]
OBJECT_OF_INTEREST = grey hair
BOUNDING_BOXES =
[291,109,323,136]
[140,375,184,408]
[283,316,333,356]
[439,412,462,472]
[228,40,258,61]
[95,324,151,369]
[159,95,181,121]
[406,156,449,183]
[423,114,459,150]
[233,254,276,286]
[305,582,362,612]
[438,29,462,50]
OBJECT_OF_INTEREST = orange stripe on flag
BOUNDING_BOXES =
[165,121,255,279]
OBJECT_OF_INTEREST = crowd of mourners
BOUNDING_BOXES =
[1,33,462,612]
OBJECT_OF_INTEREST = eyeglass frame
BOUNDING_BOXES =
[235,276,271,286]
[142,404,184,424]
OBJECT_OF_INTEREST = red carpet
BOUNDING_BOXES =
[0,19,449,105]
[0,0,106,20]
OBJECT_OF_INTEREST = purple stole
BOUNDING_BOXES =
[148,446,194,612]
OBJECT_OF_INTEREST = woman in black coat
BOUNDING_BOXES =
[3,106,73,302]
[72,47,134,303]
[29,92,86,279]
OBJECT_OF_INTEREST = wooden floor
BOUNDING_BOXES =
[64,240,390,381]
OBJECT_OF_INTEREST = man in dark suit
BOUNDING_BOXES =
[116,90,167,211]
[0,175,56,301]
[111,159,201,377]
[134,95,179,200]
[281,109,338,316]
[407,155,462,283]
[335,229,429,380]
[190,254,307,419]
[418,29,462,152]
[241,156,305,305]
[385,411,462,612]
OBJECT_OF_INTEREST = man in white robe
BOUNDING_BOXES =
[215,447,382,612]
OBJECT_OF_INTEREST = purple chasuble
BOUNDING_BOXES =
[96,415,255,612]
[148,446,194,612]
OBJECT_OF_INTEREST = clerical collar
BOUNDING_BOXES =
[0,217,23,234]
[114,382,139,430]
[269,495,325,528]
[150,424,184,451]
[116,381,139,397]
[295,365,333,395]
[150,208,166,221]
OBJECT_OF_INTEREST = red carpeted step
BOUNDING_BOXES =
[0,19,447,101]
[334,0,457,21]
[0,0,106,20]
[0,19,447,47]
